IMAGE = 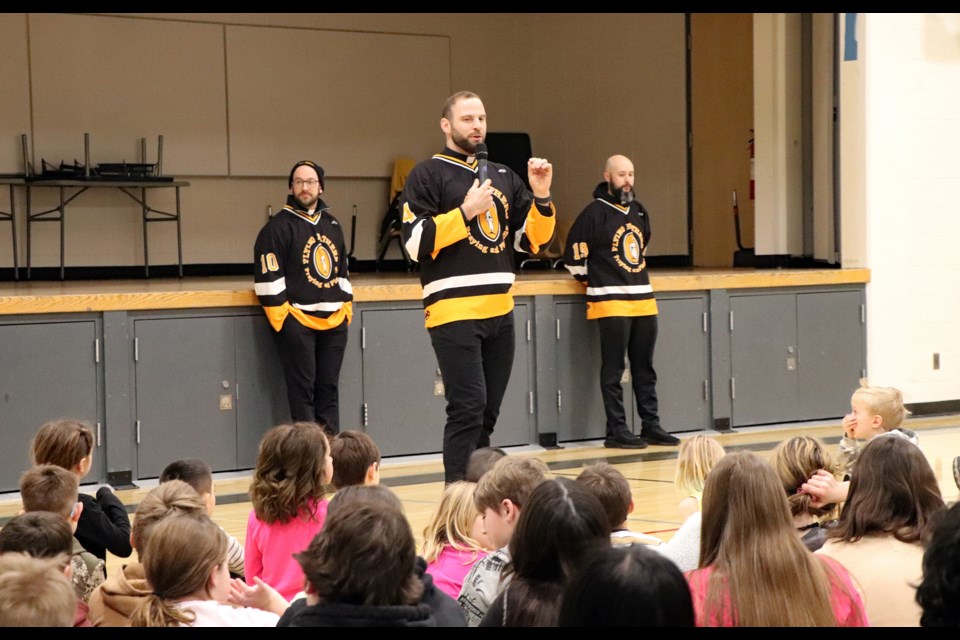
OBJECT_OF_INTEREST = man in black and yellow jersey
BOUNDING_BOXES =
[563,155,680,449]
[254,160,353,434]
[400,91,556,483]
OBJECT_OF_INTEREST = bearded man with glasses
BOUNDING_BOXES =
[254,160,353,434]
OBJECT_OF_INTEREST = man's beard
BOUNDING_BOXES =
[611,185,634,206]
[296,193,319,210]
[451,129,480,154]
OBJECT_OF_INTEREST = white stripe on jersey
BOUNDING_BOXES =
[293,301,345,312]
[421,272,516,299]
[405,219,425,263]
[565,264,587,276]
[254,278,286,296]
[338,278,353,294]
[586,284,654,297]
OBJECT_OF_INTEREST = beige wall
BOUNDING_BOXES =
[0,12,687,268]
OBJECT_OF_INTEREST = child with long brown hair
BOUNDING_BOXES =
[686,451,867,627]
[244,421,334,601]
[130,513,285,627]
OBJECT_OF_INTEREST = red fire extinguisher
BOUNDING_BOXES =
[748,129,755,201]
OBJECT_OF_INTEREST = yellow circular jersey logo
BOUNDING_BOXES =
[313,245,333,279]
[622,231,642,266]
[478,206,501,242]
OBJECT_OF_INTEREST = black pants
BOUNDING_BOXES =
[275,315,348,434]
[597,314,660,438]
[429,312,515,483]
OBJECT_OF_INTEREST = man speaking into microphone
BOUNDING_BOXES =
[400,91,556,483]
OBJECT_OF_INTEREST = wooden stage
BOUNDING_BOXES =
[0,267,870,314]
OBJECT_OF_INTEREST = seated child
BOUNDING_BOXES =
[329,430,381,488]
[423,481,491,599]
[159,458,245,577]
[0,553,77,627]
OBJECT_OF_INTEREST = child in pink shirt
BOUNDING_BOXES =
[422,481,492,599]
[245,422,334,601]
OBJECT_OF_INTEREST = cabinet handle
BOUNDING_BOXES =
[729,311,734,331]
[96,422,101,447]
[526,320,531,342]
[730,378,736,400]
[557,390,562,412]
[134,337,139,361]
[361,327,366,350]
[529,391,534,414]
[860,304,865,324]
[363,403,368,427]
[556,319,560,340]
[136,420,141,444]
[235,383,240,402]
[703,380,709,401]
[94,338,100,363]
[702,312,707,333]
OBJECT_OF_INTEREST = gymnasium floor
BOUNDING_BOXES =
[2,413,958,577]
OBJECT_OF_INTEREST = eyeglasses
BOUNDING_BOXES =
[293,178,319,188]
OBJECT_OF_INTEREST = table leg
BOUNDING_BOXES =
[176,186,183,278]
[8,185,17,281]
[59,186,65,281]
[142,187,149,278]
[26,185,31,280]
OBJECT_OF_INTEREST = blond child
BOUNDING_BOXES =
[675,434,726,522]
[422,481,491,599]
[802,379,915,506]
[773,435,841,551]
[244,421,334,601]
[0,553,77,627]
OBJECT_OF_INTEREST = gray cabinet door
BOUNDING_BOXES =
[556,301,632,442]
[0,320,101,492]
[134,317,238,477]
[655,295,711,433]
[496,304,533,447]
[730,294,800,426]
[361,307,447,457]
[798,290,864,419]
[235,314,289,469]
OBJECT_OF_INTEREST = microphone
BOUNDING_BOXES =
[475,143,488,184]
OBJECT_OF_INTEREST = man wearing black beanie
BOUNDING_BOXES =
[253,160,352,433]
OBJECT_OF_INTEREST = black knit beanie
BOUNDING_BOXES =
[288,160,325,189]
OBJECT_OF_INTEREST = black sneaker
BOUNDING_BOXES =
[953,456,960,491]
[604,432,648,449]
[640,425,680,446]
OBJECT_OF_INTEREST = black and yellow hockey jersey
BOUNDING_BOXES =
[563,182,658,320]
[400,147,555,328]
[253,195,353,332]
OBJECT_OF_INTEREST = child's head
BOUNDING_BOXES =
[832,435,944,544]
[421,481,487,563]
[29,419,94,479]
[575,462,633,533]
[19,464,81,530]
[849,378,910,437]
[773,435,839,519]
[0,511,73,562]
[0,553,76,627]
[132,479,209,560]
[474,456,549,549]
[558,544,696,627]
[675,434,726,498]
[159,458,215,515]
[296,484,422,607]
[131,513,228,627]
[465,446,507,483]
[329,430,381,489]
[249,421,333,524]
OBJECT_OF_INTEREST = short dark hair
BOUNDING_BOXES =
[442,91,480,120]
[465,447,507,483]
[0,512,73,559]
[159,458,213,495]
[559,544,695,626]
[917,501,960,626]
[575,462,632,533]
[330,431,381,489]
[20,464,78,518]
